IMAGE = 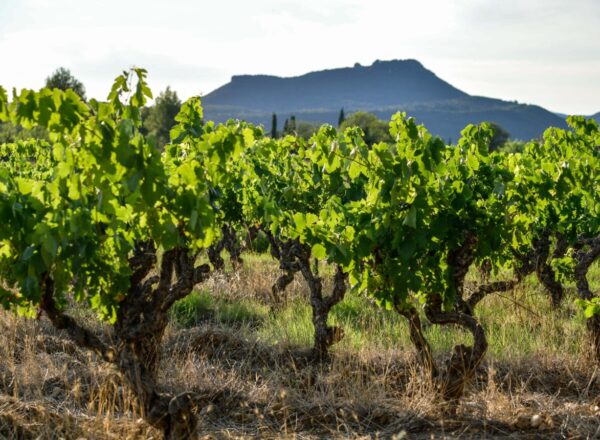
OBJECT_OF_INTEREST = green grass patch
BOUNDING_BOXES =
[170,289,270,329]
[168,260,598,361]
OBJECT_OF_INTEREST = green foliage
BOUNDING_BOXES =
[576,298,600,319]
[1,68,600,354]
[508,116,600,246]
[0,69,240,322]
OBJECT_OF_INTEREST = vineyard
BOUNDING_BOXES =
[1,69,600,439]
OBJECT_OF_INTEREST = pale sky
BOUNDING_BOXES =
[1,0,599,115]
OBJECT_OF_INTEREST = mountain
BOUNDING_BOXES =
[591,112,600,124]
[202,59,568,141]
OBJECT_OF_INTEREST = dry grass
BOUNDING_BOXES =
[1,255,600,439]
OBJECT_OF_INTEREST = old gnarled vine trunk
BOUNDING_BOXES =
[267,233,303,305]
[267,232,347,358]
[299,260,347,359]
[574,237,600,363]
[207,224,244,271]
[533,231,566,308]
[41,242,211,440]
[398,233,516,405]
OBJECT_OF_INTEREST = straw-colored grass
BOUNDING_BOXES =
[1,252,599,439]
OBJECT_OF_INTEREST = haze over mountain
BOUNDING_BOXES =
[202,59,570,141]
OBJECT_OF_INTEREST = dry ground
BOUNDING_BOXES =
[1,256,599,439]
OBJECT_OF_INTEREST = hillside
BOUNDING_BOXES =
[202,59,568,141]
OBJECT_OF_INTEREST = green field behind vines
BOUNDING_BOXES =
[171,253,597,359]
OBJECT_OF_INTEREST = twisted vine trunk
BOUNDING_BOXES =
[243,225,261,251]
[207,237,225,271]
[425,298,488,403]
[221,224,244,269]
[299,260,347,359]
[533,231,565,308]
[512,248,536,281]
[266,233,302,305]
[42,241,211,440]
[397,234,518,403]
[208,224,244,271]
[395,305,437,380]
[429,234,488,402]
[574,237,600,363]
[267,232,347,358]
[465,280,518,312]
[398,234,486,403]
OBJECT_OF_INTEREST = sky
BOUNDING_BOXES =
[0,0,599,115]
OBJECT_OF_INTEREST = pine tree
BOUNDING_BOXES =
[45,67,86,100]
[338,108,345,127]
[271,113,278,138]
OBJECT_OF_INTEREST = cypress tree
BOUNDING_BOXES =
[338,108,345,127]
[271,113,278,138]
[290,115,296,133]
[283,118,289,135]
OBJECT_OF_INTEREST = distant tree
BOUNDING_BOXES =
[271,113,278,138]
[338,108,345,127]
[45,67,86,100]
[283,118,289,135]
[142,86,182,149]
[339,112,392,146]
[296,121,320,139]
[498,139,526,154]
[487,122,510,151]
[282,116,297,136]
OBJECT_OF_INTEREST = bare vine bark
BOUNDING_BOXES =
[512,248,536,280]
[221,224,244,269]
[425,234,488,402]
[425,296,488,403]
[207,224,244,271]
[41,241,212,440]
[573,236,600,363]
[267,231,347,358]
[395,304,437,380]
[533,231,565,308]
[396,234,488,404]
[396,233,521,404]
[267,233,303,305]
[298,258,347,359]
[40,277,116,363]
[465,280,518,312]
